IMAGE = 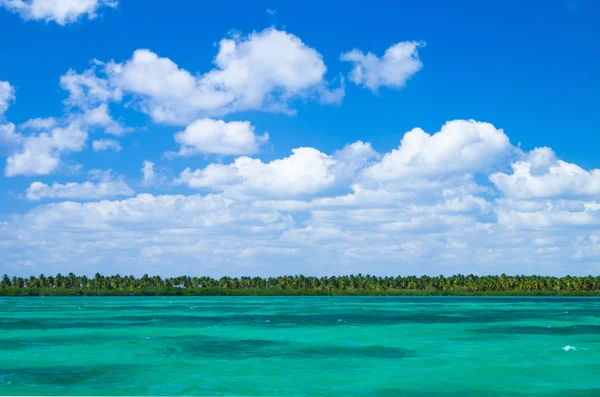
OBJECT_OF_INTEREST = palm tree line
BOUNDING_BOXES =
[2,273,600,292]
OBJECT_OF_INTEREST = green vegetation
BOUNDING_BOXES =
[1,273,600,296]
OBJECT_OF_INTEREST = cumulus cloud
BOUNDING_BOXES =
[5,120,87,176]
[494,198,600,230]
[92,138,121,152]
[175,120,514,204]
[0,0,118,25]
[0,78,124,176]
[63,28,344,125]
[173,118,268,156]
[363,120,513,182]
[3,119,600,276]
[490,147,600,199]
[60,68,131,135]
[341,41,425,92]
[61,65,122,108]
[177,142,376,198]
[177,148,335,197]
[26,177,134,201]
[0,98,128,178]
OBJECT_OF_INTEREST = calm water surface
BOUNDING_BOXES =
[1,297,599,396]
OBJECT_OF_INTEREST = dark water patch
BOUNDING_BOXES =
[0,314,252,330]
[5,306,597,322]
[0,333,130,350]
[474,324,600,336]
[0,310,588,331]
[157,335,413,360]
[0,318,149,330]
[0,315,230,330]
[162,336,286,358]
[369,388,600,397]
[578,337,600,344]
[370,389,504,397]
[355,308,590,323]
[549,390,600,397]
[70,304,267,313]
[0,364,138,388]
[176,305,267,313]
[0,339,30,350]
[293,344,413,359]
[219,311,581,327]
[3,304,598,332]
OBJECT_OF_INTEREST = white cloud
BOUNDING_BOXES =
[495,198,600,230]
[0,0,118,25]
[65,28,343,125]
[177,142,376,198]
[5,120,87,177]
[0,123,22,154]
[3,188,598,276]
[141,160,158,187]
[26,177,134,201]
[0,193,294,275]
[363,120,512,182]
[0,78,124,176]
[4,118,600,276]
[92,138,121,152]
[174,118,268,156]
[79,103,131,135]
[20,117,57,130]
[0,81,15,116]
[340,41,425,92]
[490,147,600,199]
[177,148,335,197]
[330,141,378,182]
[60,67,131,135]
[0,70,127,178]
[61,65,122,108]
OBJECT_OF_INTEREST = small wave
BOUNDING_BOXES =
[562,345,589,352]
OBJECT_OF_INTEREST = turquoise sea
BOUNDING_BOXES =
[1,297,599,396]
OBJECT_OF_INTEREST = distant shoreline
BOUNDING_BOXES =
[2,287,600,297]
[3,274,600,296]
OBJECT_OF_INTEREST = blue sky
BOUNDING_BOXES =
[0,0,599,277]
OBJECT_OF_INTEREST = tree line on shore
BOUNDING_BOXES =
[1,273,600,295]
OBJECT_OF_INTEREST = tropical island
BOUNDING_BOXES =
[1,273,599,296]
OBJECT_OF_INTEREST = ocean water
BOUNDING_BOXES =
[0,297,599,396]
